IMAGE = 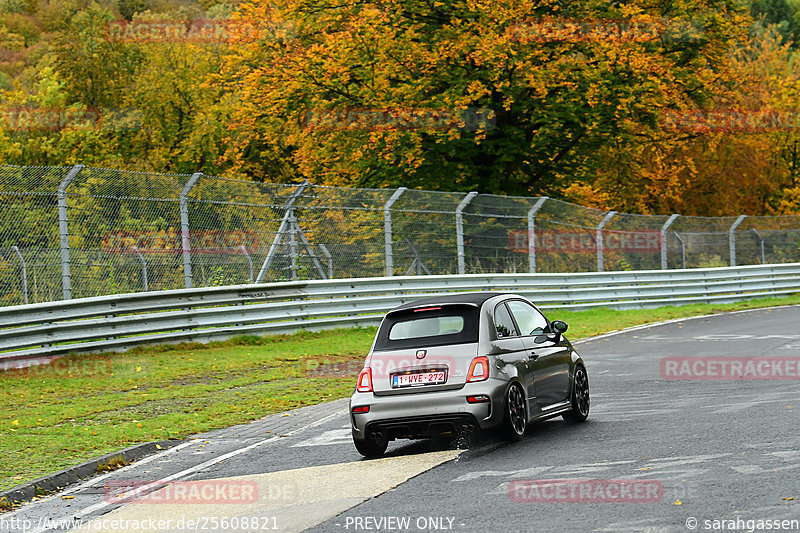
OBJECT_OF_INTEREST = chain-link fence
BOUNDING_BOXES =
[1,164,799,307]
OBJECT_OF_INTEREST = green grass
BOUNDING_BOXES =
[1,293,799,494]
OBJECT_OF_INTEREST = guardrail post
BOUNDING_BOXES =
[10,246,28,304]
[180,172,202,289]
[750,228,766,264]
[456,192,478,275]
[596,211,617,272]
[384,187,407,276]
[729,215,747,266]
[58,164,84,300]
[130,246,148,292]
[527,197,548,273]
[660,214,680,270]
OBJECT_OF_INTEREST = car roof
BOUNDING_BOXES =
[389,292,511,313]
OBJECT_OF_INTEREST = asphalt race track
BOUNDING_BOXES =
[3,305,800,533]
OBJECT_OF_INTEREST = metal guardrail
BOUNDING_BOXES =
[1,263,799,363]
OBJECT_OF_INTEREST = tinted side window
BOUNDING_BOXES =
[507,300,548,336]
[494,303,519,338]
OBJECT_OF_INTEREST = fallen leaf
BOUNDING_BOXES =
[675,499,682,505]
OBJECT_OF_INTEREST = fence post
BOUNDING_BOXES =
[673,231,687,269]
[750,228,766,264]
[527,197,548,273]
[10,245,28,304]
[456,192,478,275]
[58,164,84,300]
[729,215,747,267]
[236,245,254,283]
[596,211,617,272]
[180,172,202,289]
[384,187,407,276]
[319,244,333,279]
[288,209,299,280]
[256,180,309,283]
[660,214,680,270]
[130,246,148,292]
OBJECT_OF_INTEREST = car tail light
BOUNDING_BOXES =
[466,395,489,404]
[467,356,490,382]
[352,405,370,413]
[356,368,373,392]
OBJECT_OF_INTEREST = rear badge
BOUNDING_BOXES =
[416,350,427,359]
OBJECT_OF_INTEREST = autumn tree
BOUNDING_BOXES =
[220,0,750,198]
[579,27,800,216]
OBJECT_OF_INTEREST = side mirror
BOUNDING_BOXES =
[534,321,569,343]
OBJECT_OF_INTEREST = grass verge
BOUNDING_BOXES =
[1,293,799,493]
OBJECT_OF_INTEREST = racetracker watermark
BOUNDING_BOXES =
[301,107,496,132]
[1,107,143,132]
[661,356,800,380]
[305,360,363,378]
[367,355,458,382]
[106,19,296,43]
[0,357,112,379]
[0,516,280,532]
[104,480,259,504]
[509,479,664,503]
[508,229,661,254]
[509,17,703,44]
[101,229,259,254]
[661,109,800,133]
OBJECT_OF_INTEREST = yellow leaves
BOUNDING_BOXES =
[466,81,491,100]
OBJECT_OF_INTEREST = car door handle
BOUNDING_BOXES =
[528,352,539,361]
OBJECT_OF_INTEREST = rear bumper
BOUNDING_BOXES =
[350,378,507,441]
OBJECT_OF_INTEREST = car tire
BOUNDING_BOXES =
[562,365,590,423]
[353,433,388,458]
[502,383,527,442]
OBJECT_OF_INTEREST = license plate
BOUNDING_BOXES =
[392,370,447,388]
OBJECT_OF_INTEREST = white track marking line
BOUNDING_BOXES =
[57,441,198,498]
[28,407,351,533]
[572,304,800,345]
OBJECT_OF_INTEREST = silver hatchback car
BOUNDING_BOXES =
[350,292,590,457]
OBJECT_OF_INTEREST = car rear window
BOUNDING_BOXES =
[374,304,479,350]
[388,316,465,340]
